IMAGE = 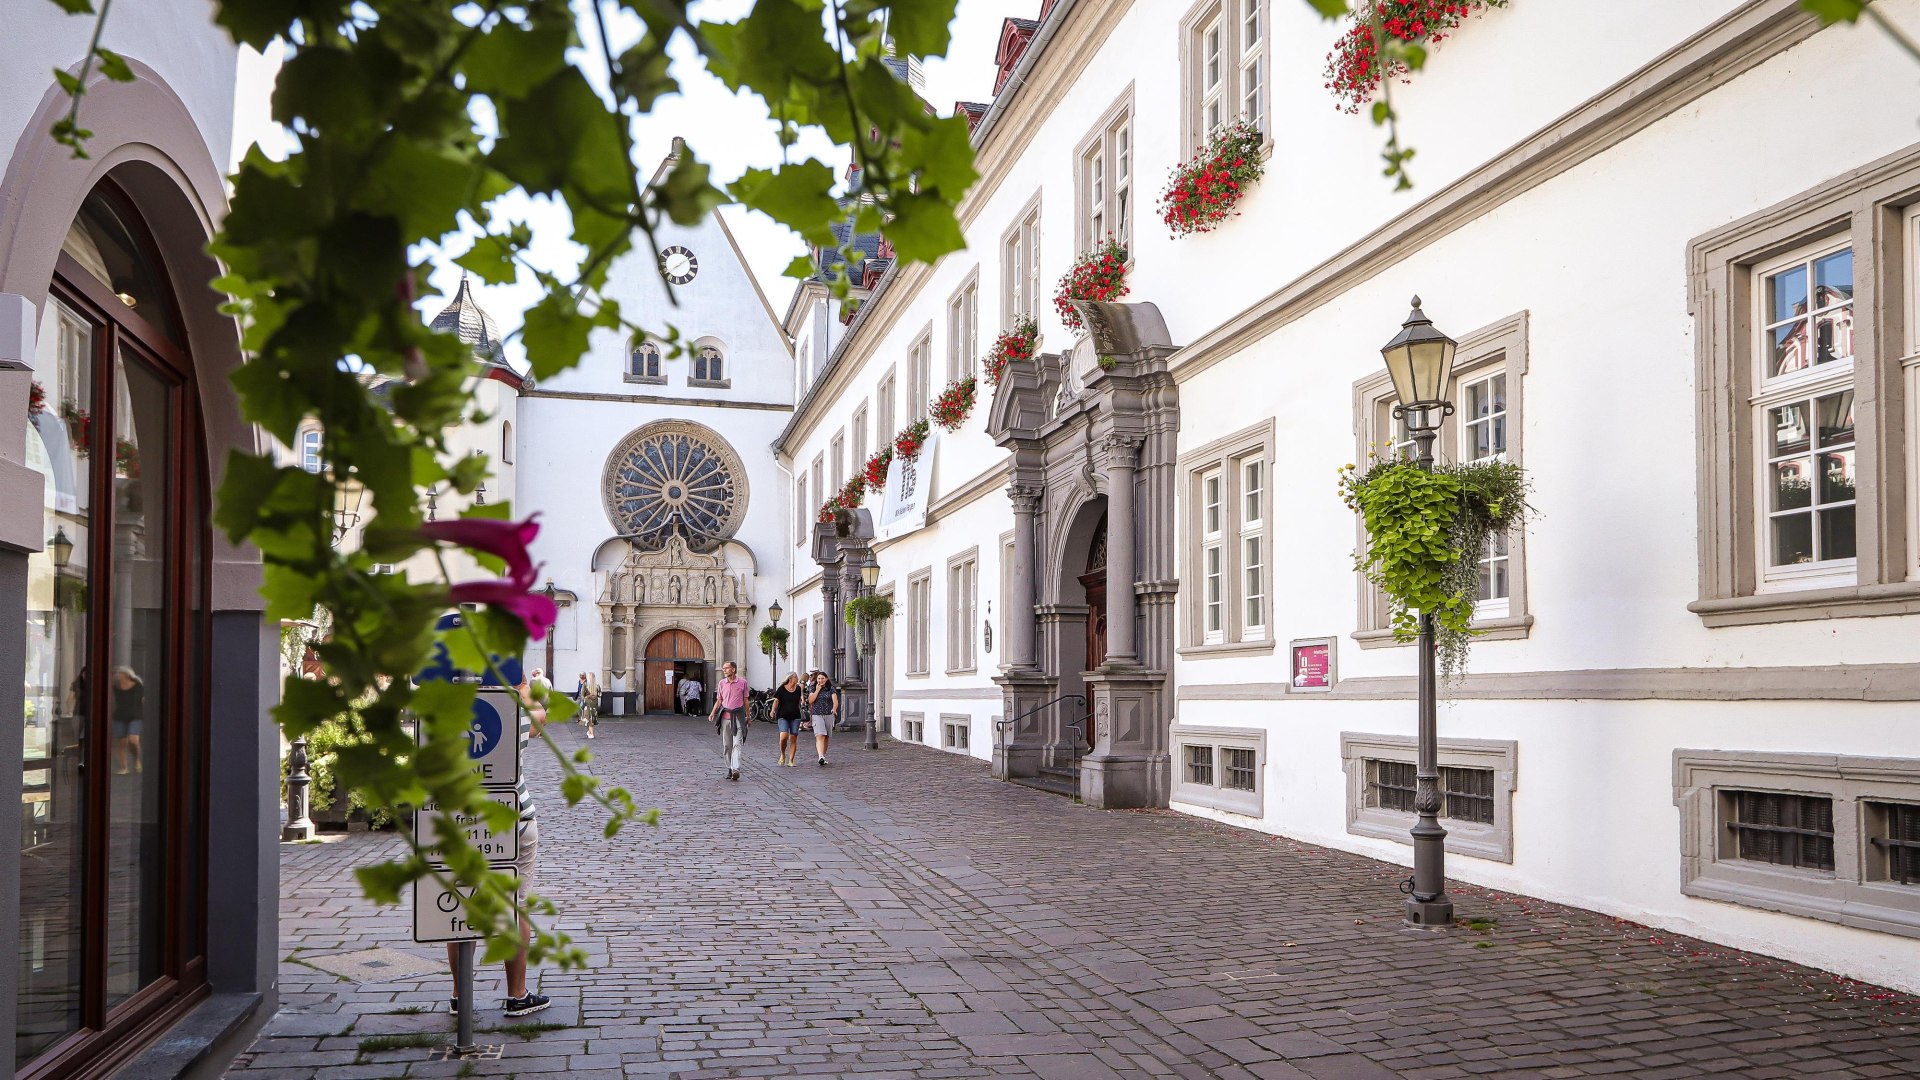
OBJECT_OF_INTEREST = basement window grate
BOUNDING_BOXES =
[1727,790,1835,872]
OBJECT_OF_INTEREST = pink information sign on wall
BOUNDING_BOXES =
[1290,638,1335,691]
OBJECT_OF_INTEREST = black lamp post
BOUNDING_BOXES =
[858,558,881,751]
[331,475,365,542]
[1380,296,1459,928]
[542,578,559,683]
[767,599,783,688]
[48,527,73,568]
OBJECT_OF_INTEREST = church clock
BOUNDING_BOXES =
[660,245,698,285]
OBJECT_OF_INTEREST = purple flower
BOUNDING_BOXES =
[423,515,557,639]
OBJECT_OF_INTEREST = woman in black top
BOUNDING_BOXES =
[111,666,144,775]
[771,673,806,767]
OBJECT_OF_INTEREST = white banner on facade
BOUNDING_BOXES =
[877,428,939,541]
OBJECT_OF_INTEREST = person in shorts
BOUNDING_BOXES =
[446,676,549,1018]
[807,670,839,766]
[772,672,806,767]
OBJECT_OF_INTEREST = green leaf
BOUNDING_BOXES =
[783,254,817,279]
[886,0,959,57]
[655,151,729,227]
[730,161,839,246]
[50,0,94,12]
[1800,0,1866,22]
[611,38,676,112]
[520,292,594,381]
[355,860,421,906]
[882,189,966,264]
[52,68,82,95]
[1302,0,1350,16]
[93,48,133,82]
[460,12,574,98]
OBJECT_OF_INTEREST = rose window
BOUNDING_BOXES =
[603,422,746,547]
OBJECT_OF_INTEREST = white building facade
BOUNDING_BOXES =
[774,0,1920,995]
[517,160,793,711]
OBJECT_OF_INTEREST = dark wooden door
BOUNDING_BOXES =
[643,629,701,713]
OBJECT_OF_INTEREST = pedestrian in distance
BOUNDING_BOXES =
[677,670,703,716]
[807,669,839,766]
[710,661,751,781]
[111,666,143,775]
[772,672,806,767]
[446,674,549,1018]
[577,671,599,739]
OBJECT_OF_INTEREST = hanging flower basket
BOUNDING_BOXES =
[759,625,789,660]
[1053,237,1129,332]
[844,593,894,629]
[1337,454,1530,677]
[61,401,91,455]
[930,376,977,432]
[1161,118,1266,238]
[28,381,46,418]
[837,476,866,511]
[894,417,930,460]
[115,438,140,479]
[984,315,1038,389]
[1324,0,1510,113]
[862,447,893,493]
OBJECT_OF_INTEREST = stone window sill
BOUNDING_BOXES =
[1176,638,1277,659]
[624,373,667,385]
[1689,581,1920,627]
[688,377,732,390]
[1351,614,1532,649]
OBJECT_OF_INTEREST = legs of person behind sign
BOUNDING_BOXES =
[445,820,549,1017]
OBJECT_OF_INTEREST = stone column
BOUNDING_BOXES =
[821,574,841,682]
[1102,433,1143,666]
[1007,481,1042,672]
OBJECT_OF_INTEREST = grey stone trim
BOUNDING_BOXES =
[899,710,926,744]
[1674,749,1920,939]
[1689,141,1920,622]
[622,372,668,386]
[1176,662,1920,701]
[923,459,1012,527]
[1342,732,1517,863]
[892,687,1004,701]
[940,713,974,753]
[906,567,932,676]
[1072,83,1136,255]
[687,377,733,390]
[1180,418,1275,648]
[1170,724,1265,818]
[1170,1,1824,386]
[1352,615,1533,649]
[1175,639,1277,659]
[946,546,981,674]
[523,388,791,412]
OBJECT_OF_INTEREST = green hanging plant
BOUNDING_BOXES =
[844,593,894,629]
[758,624,789,660]
[1338,455,1531,677]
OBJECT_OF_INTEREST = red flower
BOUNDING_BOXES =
[423,515,559,639]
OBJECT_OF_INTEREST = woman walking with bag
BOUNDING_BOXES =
[772,672,806,767]
[806,669,839,766]
[578,671,599,739]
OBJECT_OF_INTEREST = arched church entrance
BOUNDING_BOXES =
[643,628,704,714]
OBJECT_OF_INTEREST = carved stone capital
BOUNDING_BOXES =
[1008,481,1044,514]
[1101,432,1145,469]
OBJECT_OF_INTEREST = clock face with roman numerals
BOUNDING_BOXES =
[660,245,698,285]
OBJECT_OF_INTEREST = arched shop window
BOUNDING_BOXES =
[17,180,211,1076]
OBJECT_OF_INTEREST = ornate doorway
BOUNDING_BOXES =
[643,629,703,713]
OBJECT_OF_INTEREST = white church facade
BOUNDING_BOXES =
[515,156,793,714]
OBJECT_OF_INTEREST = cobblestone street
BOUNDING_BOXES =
[232,718,1920,1079]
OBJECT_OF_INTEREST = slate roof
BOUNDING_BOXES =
[429,274,509,367]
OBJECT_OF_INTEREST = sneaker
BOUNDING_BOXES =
[503,992,550,1018]
[728,770,739,781]
[818,756,828,766]
[785,760,797,767]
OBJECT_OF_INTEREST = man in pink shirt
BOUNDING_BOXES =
[709,661,752,781]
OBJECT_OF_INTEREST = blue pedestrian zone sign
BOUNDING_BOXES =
[416,611,523,687]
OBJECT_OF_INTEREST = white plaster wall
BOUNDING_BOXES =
[3,0,238,177]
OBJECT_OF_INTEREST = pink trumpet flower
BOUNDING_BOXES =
[421,515,558,640]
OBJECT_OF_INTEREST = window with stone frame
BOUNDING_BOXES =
[1171,725,1265,817]
[999,530,1016,672]
[1180,0,1269,152]
[1180,420,1275,653]
[1351,312,1531,648]
[810,453,824,522]
[1002,195,1042,329]
[851,402,868,476]
[796,618,808,676]
[909,331,934,418]
[502,420,513,465]
[901,711,925,743]
[942,714,971,752]
[947,274,978,383]
[877,367,896,438]
[946,548,978,673]
[1076,91,1135,253]
[794,475,807,545]
[1343,733,1518,863]
[811,613,823,670]
[1689,145,1920,627]
[907,568,932,676]
[691,344,727,385]
[831,430,845,496]
[627,338,664,383]
[1674,749,1920,938]
[298,427,323,473]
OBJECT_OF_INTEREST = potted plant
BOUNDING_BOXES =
[984,315,1039,388]
[894,417,930,460]
[1160,117,1266,238]
[843,592,894,630]
[28,381,45,418]
[862,447,893,493]
[1338,453,1530,676]
[930,375,977,432]
[759,624,789,664]
[1054,237,1129,332]
[1324,0,1511,113]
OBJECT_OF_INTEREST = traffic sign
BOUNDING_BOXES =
[416,688,521,787]
[417,612,524,687]
[412,868,519,944]
[415,789,520,863]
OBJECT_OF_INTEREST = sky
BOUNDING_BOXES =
[232,1,1011,369]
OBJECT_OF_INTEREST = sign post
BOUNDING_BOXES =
[411,614,525,1053]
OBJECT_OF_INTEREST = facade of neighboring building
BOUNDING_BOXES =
[516,151,794,712]
[774,0,1920,994]
[3,3,279,1076]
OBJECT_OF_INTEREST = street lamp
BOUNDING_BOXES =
[767,599,783,687]
[48,527,73,568]
[1380,296,1459,928]
[859,558,881,750]
[542,578,559,683]
[331,475,365,541]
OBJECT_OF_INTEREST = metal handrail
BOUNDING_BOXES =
[995,693,1088,785]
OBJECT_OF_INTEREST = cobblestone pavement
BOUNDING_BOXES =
[231,717,1920,1080]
